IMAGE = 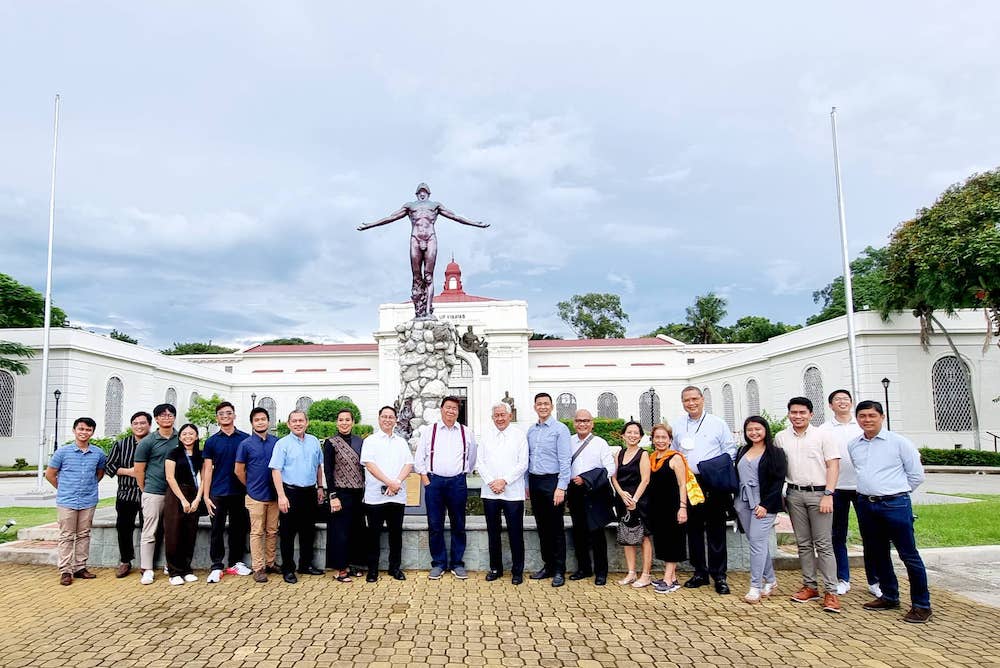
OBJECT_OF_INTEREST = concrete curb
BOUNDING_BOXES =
[923,466,1000,474]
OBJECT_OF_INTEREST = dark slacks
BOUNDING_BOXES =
[857,494,930,609]
[163,485,199,577]
[209,494,249,571]
[567,485,608,577]
[686,478,729,581]
[529,473,566,575]
[483,498,525,576]
[832,489,878,585]
[115,497,141,563]
[279,484,317,574]
[326,488,366,570]
[365,502,405,573]
[424,473,468,569]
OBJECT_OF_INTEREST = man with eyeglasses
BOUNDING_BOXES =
[566,409,616,586]
[105,411,153,578]
[202,401,251,583]
[134,403,179,585]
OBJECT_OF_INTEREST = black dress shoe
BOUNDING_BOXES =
[365,571,378,583]
[283,572,298,584]
[389,569,406,581]
[551,573,566,587]
[568,571,593,581]
[530,568,552,580]
[684,574,710,588]
[595,575,607,586]
[298,566,324,576]
[511,574,524,585]
[715,579,731,595]
[485,570,502,582]
[266,564,282,574]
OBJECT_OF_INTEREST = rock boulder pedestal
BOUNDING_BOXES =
[394,319,458,449]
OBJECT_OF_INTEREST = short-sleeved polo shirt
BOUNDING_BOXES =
[48,444,107,509]
[203,428,249,496]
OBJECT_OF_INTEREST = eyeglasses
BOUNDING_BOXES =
[574,419,593,423]
[217,411,235,417]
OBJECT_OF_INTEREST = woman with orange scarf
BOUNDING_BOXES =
[647,423,689,594]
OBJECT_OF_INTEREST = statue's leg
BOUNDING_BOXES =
[425,236,438,314]
[410,237,427,318]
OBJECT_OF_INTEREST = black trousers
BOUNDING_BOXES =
[365,502,404,573]
[483,498,525,575]
[686,478,730,580]
[163,485,199,577]
[279,484,317,574]
[567,485,608,577]
[115,497,141,563]
[209,494,249,571]
[529,473,566,575]
[326,488,366,570]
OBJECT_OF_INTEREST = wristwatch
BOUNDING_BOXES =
[823,489,834,496]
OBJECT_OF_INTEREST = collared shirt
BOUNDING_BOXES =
[526,416,572,489]
[669,412,736,474]
[818,416,864,490]
[360,430,414,505]
[48,444,107,510]
[236,432,279,502]
[414,420,478,477]
[848,428,925,496]
[268,432,323,488]
[134,429,179,495]
[775,424,840,487]
[570,433,616,479]
[476,424,529,501]
[105,434,140,503]
[203,427,249,497]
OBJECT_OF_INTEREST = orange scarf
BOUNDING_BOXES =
[650,448,686,473]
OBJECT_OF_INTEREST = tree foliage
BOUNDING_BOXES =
[259,337,314,345]
[645,322,692,342]
[727,316,800,343]
[110,329,138,344]
[647,295,798,344]
[556,293,629,339]
[529,333,564,340]
[0,273,68,328]
[0,340,34,375]
[307,398,362,424]
[185,393,226,429]
[808,246,889,325]
[162,341,239,355]
[683,292,728,344]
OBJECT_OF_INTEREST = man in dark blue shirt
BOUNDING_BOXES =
[235,406,281,583]
[202,401,249,582]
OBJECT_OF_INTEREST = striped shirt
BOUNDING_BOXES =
[105,434,141,503]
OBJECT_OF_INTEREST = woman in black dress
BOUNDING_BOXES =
[647,423,688,594]
[611,421,652,588]
[323,408,367,582]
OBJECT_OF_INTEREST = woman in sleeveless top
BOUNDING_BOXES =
[611,421,652,588]
[163,423,204,585]
[647,423,688,594]
[323,409,367,582]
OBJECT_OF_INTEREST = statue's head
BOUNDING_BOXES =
[415,182,431,199]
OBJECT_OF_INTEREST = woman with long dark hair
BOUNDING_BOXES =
[611,421,653,588]
[734,416,787,603]
[164,423,205,585]
[324,408,367,582]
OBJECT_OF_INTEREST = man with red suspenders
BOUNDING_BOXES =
[415,396,479,580]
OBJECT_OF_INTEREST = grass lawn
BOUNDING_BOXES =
[0,498,114,544]
[847,494,1000,548]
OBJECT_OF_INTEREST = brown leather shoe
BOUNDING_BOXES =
[822,592,841,614]
[59,573,72,586]
[73,569,97,579]
[115,562,132,578]
[903,607,932,623]
[863,598,901,611]
[253,570,268,583]
[790,586,820,603]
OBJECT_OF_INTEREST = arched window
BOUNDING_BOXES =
[597,392,619,419]
[105,376,124,436]
[296,396,314,413]
[703,387,714,415]
[638,389,661,431]
[165,387,177,406]
[556,393,577,421]
[258,397,278,433]
[932,356,973,431]
[722,384,735,431]
[803,366,825,426]
[449,358,474,384]
[746,379,760,417]
[0,371,15,438]
[336,395,352,403]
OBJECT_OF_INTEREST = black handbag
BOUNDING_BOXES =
[616,511,644,546]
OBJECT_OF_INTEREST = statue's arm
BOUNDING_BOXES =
[358,206,408,231]
[438,205,490,228]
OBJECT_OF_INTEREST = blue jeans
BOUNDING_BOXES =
[832,490,878,585]
[856,494,930,609]
[424,473,468,569]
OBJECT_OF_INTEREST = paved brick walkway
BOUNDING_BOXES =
[3,564,999,667]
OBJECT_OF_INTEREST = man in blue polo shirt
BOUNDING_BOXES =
[236,406,281,583]
[46,417,107,586]
[526,392,572,588]
[202,401,250,583]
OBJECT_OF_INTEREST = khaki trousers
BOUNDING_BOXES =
[140,492,166,571]
[787,488,837,592]
[57,506,96,574]
[246,496,279,572]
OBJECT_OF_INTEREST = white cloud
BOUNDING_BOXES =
[645,167,692,184]
[606,272,635,295]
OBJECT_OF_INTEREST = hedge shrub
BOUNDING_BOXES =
[918,448,1000,467]
[559,418,625,448]
[307,399,361,424]
[276,420,373,440]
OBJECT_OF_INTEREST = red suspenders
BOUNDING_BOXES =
[429,422,467,473]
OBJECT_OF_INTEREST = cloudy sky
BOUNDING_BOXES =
[2,2,998,349]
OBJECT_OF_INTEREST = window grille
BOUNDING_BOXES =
[556,393,577,421]
[450,358,474,381]
[258,397,278,433]
[803,366,826,425]
[703,388,714,415]
[296,396,314,413]
[336,395,352,403]
[638,389,661,431]
[722,384,735,431]
[932,356,973,431]
[105,376,124,436]
[0,371,14,437]
[597,392,619,419]
[746,379,760,416]
[165,387,177,406]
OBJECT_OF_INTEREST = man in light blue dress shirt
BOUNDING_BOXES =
[526,392,572,587]
[848,400,931,624]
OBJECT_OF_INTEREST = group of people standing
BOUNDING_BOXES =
[44,383,931,624]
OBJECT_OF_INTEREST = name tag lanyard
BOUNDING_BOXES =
[681,415,706,450]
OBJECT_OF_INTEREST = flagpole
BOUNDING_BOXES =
[35,94,60,491]
[830,106,860,400]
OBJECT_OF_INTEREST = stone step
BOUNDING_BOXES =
[17,522,59,541]
[0,539,58,566]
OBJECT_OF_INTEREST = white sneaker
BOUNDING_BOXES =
[207,569,222,583]
[163,566,169,575]
[869,582,883,598]
[762,580,777,597]
[744,587,761,604]
[233,562,253,576]
[140,570,154,585]
[169,576,185,586]
[183,573,198,583]
[836,580,851,595]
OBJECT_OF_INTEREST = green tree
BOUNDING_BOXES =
[0,273,68,328]
[878,168,1000,451]
[807,246,889,325]
[186,393,226,429]
[110,329,138,344]
[726,316,800,343]
[162,341,239,355]
[0,340,34,375]
[259,337,314,345]
[644,323,693,342]
[556,293,629,339]
[307,398,362,424]
[684,292,729,344]
[529,333,564,340]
